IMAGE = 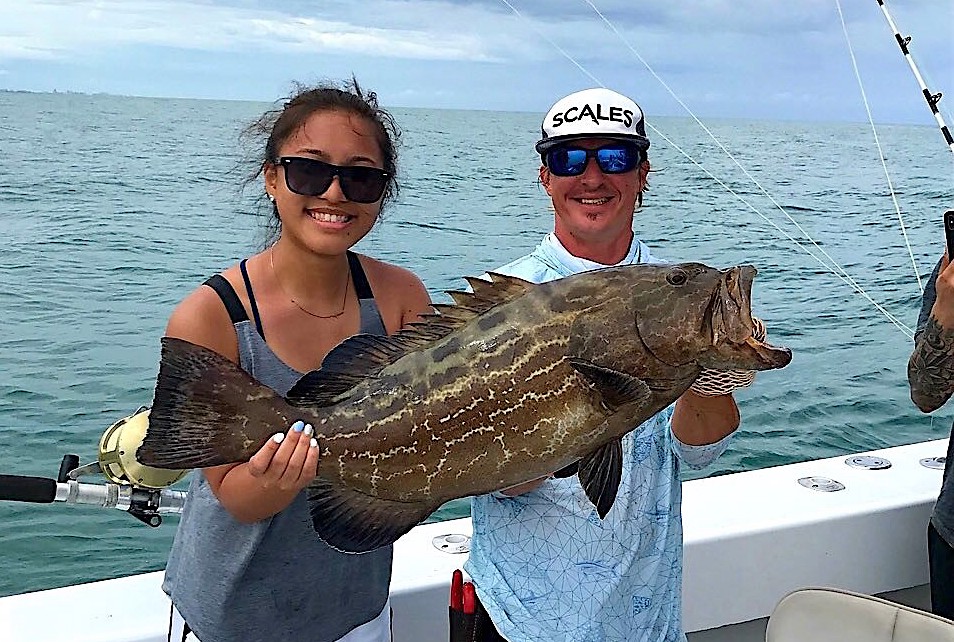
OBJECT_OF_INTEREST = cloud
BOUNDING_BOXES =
[2,0,946,73]
[0,0,826,70]
[0,0,949,123]
[0,0,521,63]
[0,39,61,60]
[246,17,495,61]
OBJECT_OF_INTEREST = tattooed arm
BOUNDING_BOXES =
[909,255,954,413]
[909,316,954,412]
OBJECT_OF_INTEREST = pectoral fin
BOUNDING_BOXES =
[565,359,654,518]
[577,439,623,519]
[566,358,651,410]
[307,480,436,554]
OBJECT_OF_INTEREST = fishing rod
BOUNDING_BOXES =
[0,474,186,527]
[0,408,188,527]
[875,0,954,155]
[869,0,954,300]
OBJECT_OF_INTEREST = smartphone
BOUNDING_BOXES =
[945,210,954,260]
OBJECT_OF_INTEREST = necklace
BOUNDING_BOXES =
[269,247,350,319]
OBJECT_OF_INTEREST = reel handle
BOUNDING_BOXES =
[57,454,80,483]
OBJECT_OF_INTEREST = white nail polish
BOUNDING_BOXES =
[272,433,285,444]
[310,438,318,448]
[304,424,314,436]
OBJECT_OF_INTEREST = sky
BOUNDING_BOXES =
[1,0,952,124]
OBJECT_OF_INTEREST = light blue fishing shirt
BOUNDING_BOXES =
[465,233,732,642]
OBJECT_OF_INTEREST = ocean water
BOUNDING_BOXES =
[0,90,951,598]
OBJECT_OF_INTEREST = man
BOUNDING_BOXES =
[908,249,954,619]
[463,87,760,642]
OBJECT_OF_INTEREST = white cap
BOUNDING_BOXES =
[535,87,650,155]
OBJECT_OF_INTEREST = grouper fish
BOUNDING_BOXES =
[137,262,792,553]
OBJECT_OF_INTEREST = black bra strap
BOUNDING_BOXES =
[206,255,368,339]
[347,251,374,300]
[202,274,249,325]
[239,259,266,339]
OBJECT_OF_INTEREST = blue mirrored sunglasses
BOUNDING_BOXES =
[545,143,644,177]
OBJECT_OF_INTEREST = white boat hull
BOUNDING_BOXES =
[0,439,944,642]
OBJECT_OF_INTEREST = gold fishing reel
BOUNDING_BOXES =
[97,407,188,489]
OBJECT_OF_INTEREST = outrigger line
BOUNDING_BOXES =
[876,0,954,155]
[835,0,923,294]
[497,0,924,338]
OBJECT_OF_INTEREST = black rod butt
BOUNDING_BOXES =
[0,475,57,503]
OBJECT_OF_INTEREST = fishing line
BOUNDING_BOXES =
[496,0,914,338]
[632,131,913,338]
[495,0,602,87]
[834,0,922,294]
[580,0,914,337]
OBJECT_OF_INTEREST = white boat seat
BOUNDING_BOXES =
[765,587,954,642]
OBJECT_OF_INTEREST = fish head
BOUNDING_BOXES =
[629,262,791,372]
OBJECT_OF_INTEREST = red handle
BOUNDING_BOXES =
[463,581,476,615]
[450,569,463,610]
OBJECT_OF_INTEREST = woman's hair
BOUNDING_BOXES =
[242,77,401,245]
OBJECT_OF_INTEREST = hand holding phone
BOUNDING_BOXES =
[945,210,954,260]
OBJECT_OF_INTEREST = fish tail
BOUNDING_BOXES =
[136,337,294,469]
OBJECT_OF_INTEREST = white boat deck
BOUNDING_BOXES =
[0,438,945,642]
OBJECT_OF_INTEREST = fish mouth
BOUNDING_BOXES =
[701,266,792,372]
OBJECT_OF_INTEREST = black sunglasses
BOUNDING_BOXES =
[545,143,644,177]
[278,157,389,204]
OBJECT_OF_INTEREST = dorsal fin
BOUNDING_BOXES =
[286,273,536,407]
[467,272,535,302]
[429,303,480,324]
[286,335,404,407]
[447,272,535,313]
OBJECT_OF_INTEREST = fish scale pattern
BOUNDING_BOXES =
[467,408,730,642]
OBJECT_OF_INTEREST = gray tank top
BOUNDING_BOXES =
[163,253,393,642]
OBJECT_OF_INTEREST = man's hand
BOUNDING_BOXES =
[933,254,954,330]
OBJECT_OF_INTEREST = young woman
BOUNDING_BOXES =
[162,79,432,642]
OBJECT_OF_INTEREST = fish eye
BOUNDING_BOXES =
[666,269,688,286]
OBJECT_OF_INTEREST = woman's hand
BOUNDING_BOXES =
[205,419,321,522]
[247,420,320,493]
